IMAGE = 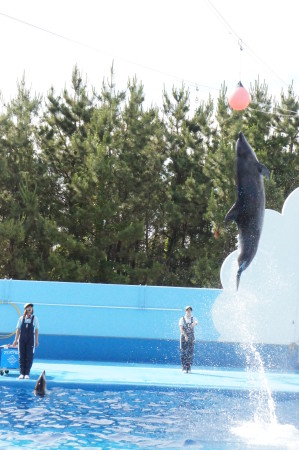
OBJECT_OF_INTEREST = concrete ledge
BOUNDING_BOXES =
[1,360,299,394]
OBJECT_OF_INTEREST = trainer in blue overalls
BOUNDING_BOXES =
[179,306,198,373]
[12,303,39,379]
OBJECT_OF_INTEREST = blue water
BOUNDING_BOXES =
[1,385,299,449]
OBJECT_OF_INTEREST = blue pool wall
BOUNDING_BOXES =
[0,279,297,370]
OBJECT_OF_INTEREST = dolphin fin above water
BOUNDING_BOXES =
[225,132,270,290]
[34,370,47,396]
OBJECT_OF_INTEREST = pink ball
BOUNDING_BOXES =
[228,81,250,111]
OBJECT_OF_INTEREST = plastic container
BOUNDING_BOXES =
[0,346,19,375]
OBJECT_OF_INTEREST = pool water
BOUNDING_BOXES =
[1,385,299,449]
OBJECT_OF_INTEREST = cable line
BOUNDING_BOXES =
[0,8,296,116]
[205,0,289,88]
[0,11,219,94]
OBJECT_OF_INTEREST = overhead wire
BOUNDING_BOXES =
[0,8,297,117]
[247,106,297,118]
[204,0,289,88]
[0,11,219,96]
[204,0,298,116]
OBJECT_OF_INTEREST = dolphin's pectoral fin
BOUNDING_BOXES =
[236,261,246,290]
[257,163,270,179]
[225,205,239,224]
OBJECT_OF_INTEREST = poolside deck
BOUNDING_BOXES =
[1,360,299,393]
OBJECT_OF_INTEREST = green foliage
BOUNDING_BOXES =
[0,68,297,287]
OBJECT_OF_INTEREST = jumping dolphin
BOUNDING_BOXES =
[225,132,270,290]
[34,370,47,396]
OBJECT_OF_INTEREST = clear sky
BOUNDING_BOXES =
[0,0,298,108]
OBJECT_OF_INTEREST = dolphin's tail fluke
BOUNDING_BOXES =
[236,261,246,290]
[236,270,241,290]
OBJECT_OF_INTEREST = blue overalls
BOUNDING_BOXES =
[180,317,195,372]
[19,315,35,376]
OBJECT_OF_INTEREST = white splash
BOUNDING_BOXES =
[231,421,299,448]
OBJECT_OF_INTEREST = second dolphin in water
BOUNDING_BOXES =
[34,370,47,396]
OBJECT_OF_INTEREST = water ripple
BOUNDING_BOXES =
[0,386,298,449]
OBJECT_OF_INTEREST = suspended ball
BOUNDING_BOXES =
[228,81,250,111]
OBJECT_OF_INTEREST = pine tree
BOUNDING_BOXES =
[102,76,167,284]
[38,66,96,280]
[161,85,214,286]
[271,84,299,200]
[0,77,54,278]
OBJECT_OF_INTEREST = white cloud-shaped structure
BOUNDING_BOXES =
[212,187,299,345]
